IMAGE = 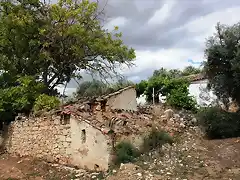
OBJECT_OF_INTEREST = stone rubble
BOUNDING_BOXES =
[3,103,207,179]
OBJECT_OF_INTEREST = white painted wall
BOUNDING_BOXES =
[188,80,217,106]
[137,79,217,107]
[70,118,110,171]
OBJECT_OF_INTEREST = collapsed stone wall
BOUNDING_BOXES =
[4,116,71,164]
[3,114,113,171]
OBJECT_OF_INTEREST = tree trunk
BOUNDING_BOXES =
[154,96,160,104]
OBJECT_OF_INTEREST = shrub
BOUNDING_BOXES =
[0,76,45,123]
[33,94,60,112]
[141,128,174,152]
[114,141,140,165]
[196,107,240,139]
[166,87,197,112]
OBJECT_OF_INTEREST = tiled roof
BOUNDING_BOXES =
[185,73,206,82]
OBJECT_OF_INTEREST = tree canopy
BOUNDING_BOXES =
[0,0,135,92]
[204,22,240,108]
[153,66,201,79]
[0,0,135,123]
[136,68,197,110]
[76,78,134,98]
[181,66,201,76]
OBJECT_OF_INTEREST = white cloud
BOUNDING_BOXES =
[105,16,128,31]
[59,1,240,96]
[184,6,240,44]
[147,0,176,26]
[124,5,240,81]
[121,48,203,80]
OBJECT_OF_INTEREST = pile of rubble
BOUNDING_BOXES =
[157,108,198,135]
[106,125,208,180]
[59,103,198,141]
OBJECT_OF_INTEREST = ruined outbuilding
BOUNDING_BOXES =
[2,86,148,171]
[78,86,138,112]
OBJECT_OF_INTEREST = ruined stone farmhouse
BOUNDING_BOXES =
[1,86,154,171]
[78,85,138,112]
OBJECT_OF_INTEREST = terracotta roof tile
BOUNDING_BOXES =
[185,73,206,82]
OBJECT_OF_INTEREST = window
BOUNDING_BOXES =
[94,164,99,170]
[100,100,107,112]
[81,129,86,143]
[60,114,70,125]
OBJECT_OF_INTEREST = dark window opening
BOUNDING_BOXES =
[100,100,107,112]
[60,114,70,125]
[81,129,86,143]
[123,120,127,126]
[117,109,122,113]
[94,164,100,170]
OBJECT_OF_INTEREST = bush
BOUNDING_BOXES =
[166,87,197,112]
[0,76,45,122]
[114,141,140,165]
[141,129,174,152]
[196,107,240,139]
[33,94,60,112]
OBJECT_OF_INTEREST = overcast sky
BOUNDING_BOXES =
[101,0,240,82]
[55,0,240,91]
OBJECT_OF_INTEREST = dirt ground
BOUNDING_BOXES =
[107,132,240,180]
[0,154,78,180]
[1,137,240,180]
[1,131,240,180]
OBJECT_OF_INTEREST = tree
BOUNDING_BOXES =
[181,66,201,76]
[204,22,240,107]
[0,0,135,93]
[136,68,197,110]
[76,80,108,98]
[153,68,182,78]
[0,76,45,122]
[76,78,134,98]
[136,80,148,97]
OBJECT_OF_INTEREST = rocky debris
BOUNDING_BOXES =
[107,163,161,180]
[132,127,206,179]
[51,163,105,179]
[156,108,198,135]
[137,105,153,114]
[164,109,174,120]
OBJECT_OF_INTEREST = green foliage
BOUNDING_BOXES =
[114,141,140,165]
[76,80,108,98]
[153,68,182,79]
[204,22,240,107]
[114,130,174,165]
[33,94,60,113]
[141,129,174,152]
[181,66,201,76]
[0,72,17,88]
[136,80,148,97]
[166,79,197,111]
[138,72,197,110]
[0,76,45,122]
[153,66,201,79]
[196,107,240,139]
[166,89,197,111]
[76,79,134,98]
[0,0,135,91]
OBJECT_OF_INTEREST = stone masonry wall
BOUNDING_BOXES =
[4,115,112,171]
[106,87,137,111]
[4,116,71,164]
